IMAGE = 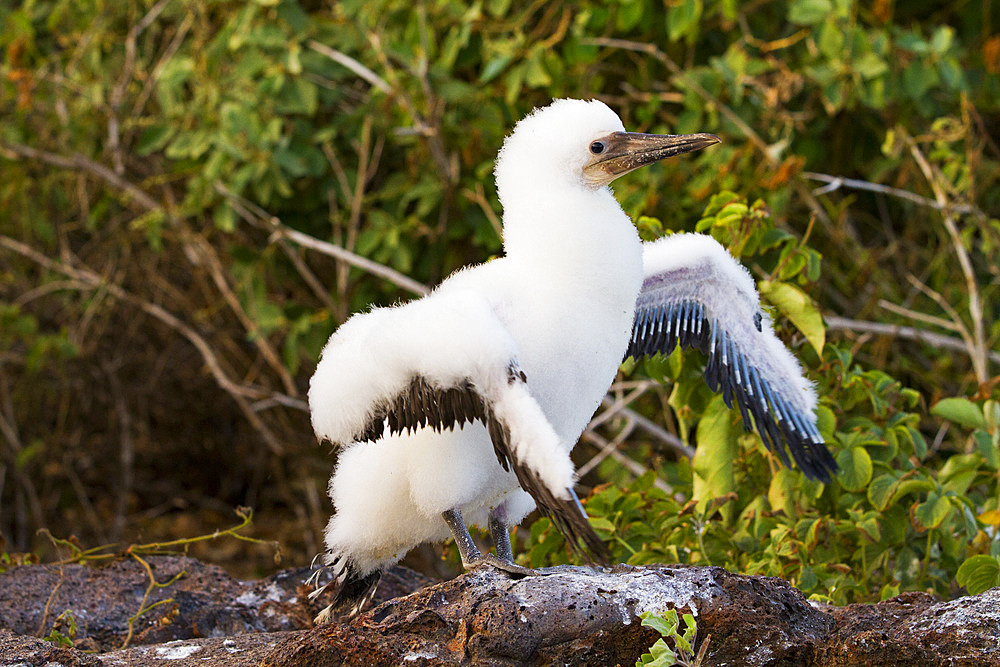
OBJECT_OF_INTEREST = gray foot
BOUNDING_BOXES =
[468,553,539,577]
[443,506,544,578]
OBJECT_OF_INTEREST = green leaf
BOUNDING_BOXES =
[913,492,951,531]
[984,400,1000,431]
[681,613,697,642]
[616,0,645,32]
[480,55,512,83]
[768,468,799,517]
[853,52,888,79]
[15,439,44,468]
[759,280,825,355]
[275,77,318,115]
[931,398,988,431]
[930,26,954,54]
[165,130,212,160]
[941,469,977,497]
[975,431,999,470]
[880,582,900,600]
[836,447,872,492]
[857,516,881,542]
[817,22,844,60]
[636,638,677,667]
[589,516,616,533]
[907,426,928,459]
[524,46,552,87]
[903,60,939,99]
[956,555,1000,595]
[867,473,897,511]
[890,479,936,504]
[667,0,702,42]
[693,395,736,518]
[961,505,979,540]
[135,125,174,156]
[788,0,833,26]
[639,609,678,637]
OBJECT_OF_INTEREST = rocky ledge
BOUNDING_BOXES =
[0,556,997,666]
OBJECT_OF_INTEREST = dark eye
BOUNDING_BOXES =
[589,141,605,154]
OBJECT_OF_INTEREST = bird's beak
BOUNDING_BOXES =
[584,132,721,186]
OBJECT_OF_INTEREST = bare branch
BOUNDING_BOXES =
[280,243,338,314]
[184,232,299,397]
[596,395,695,460]
[101,360,134,542]
[580,431,673,493]
[131,10,194,119]
[803,171,981,216]
[578,418,636,478]
[826,315,1000,365]
[583,36,831,227]
[216,182,430,297]
[461,184,503,241]
[901,131,988,383]
[877,298,963,334]
[307,40,393,95]
[588,384,654,431]
[1,140,163,214]
[0,234,287,455]
[109,0,174,174]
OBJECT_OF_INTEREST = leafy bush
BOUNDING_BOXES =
[526,193,999,604]
[1,0,997,596]
[636,607,707,667]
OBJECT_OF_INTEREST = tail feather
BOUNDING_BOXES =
[309,554,382,623]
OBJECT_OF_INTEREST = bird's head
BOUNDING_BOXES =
[495,99,720,206]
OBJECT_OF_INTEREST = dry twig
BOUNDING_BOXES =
[580,431,673,493]
[900,129,989,384]
[597,395,694,460]
[803,171,982,217]
[215,182,430,297]
[825,315,1000,365]
[582,37,832,228]
[0,234,288,454]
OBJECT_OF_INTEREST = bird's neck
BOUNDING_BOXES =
[500,186,641,281]
[495,185,643,445]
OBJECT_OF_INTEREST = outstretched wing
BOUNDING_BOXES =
[309,288,610,563]
[627,233,837,481]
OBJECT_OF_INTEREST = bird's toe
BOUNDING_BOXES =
[469,553,539,578]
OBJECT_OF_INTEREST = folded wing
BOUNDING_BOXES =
[627,233,837,481]
[309,288,610,562]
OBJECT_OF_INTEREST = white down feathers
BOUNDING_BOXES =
[308,288,576,501]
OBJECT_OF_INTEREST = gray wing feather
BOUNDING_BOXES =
[628,234,837,481]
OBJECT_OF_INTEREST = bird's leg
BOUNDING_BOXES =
[488,505,513,564]
[441,507,482,566]
[441,507,536,577]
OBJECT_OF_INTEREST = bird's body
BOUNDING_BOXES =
[316,101,644,579]
[309,99,834,618]
[325,231,640,573]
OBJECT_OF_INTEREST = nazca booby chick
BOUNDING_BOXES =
[308,99,835,619]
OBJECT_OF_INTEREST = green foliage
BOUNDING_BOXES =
[636,608,706,667]
[44,610,78,649]
[524,193,1000,604]
[0,544,39,574]
[1,0,998,600]
[0,305,78,372]
[956,555,1000,595]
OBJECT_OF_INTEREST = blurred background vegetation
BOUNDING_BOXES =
[1,0,998,603]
